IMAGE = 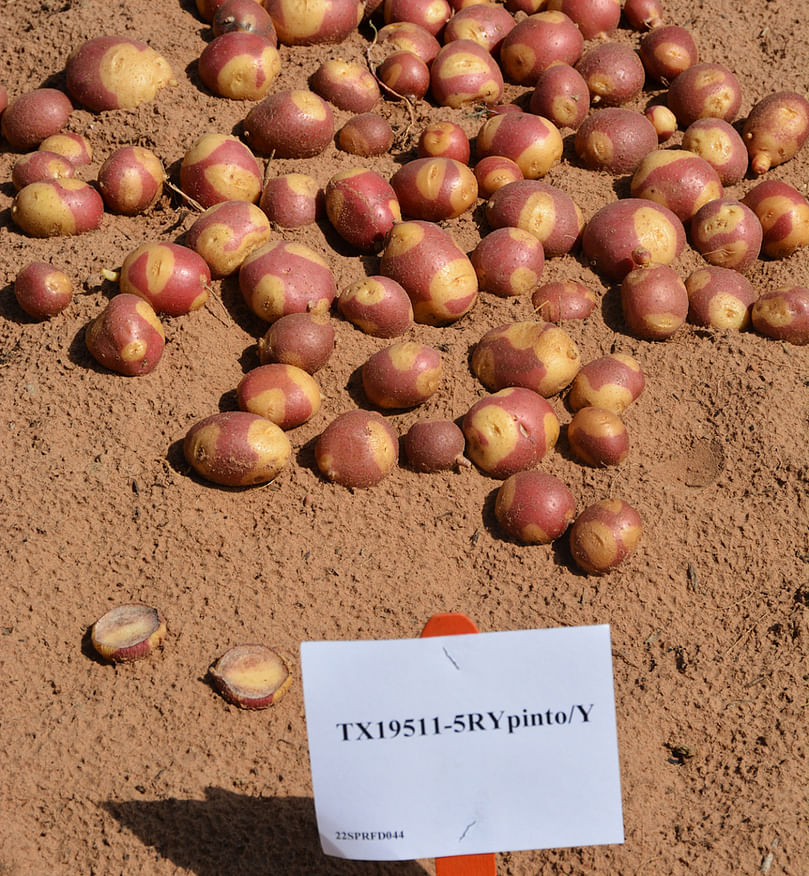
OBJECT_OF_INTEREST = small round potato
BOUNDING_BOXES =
[325,167,402,252]
[1,88,73,151]
[180,133,262,207]
[476,111,563,180]
[361,341,443,409]
[185,200,272,278]
[257,312,335,372]
[531,280,597,322]
[97,145,165,215]
[85,293,165,377]
[666,62,742,128]
[377,51,431,100]
[237,363,321,429]
[212,0,277,38]
[567,406,629,467]
[184,411,291,486]
[741,180,809,259]
[260,173,322,228]
[567,353,645,414]
[630,149,723,222]
[569,498,642,574]
[547,0,619,39]
[575,42,645,107]
[315,409,399,488]
[404,420,467,472]
[375,21,440,63]
[310,58,380,112]
[623,0,663,29]
[391,157,478,222]
[338,276,413,337]
[473,155,523,199]
[198,32,281,101]
[638,24,698,82]
[499,11,583,86]
[529,64,590,130]
[429,39,505,108]
[38,132,93,166]
[14,261,73,320]
[383,0,451,36]
[470,227,545,298]
[689,198,762,273]
[685,266,756,330]
[621,262,688,340]
[11,150,75,191]
[337,112,394,157]
[681,118,748,186]
[751,286,809,345]
[120,242,211,316]
[443,2,516,52]
[417,121,470,163]
[265,0,363,45]
[494,470,576,544]
[243,89,334,157]
[12,179,104,237]
[574,107,657,175]
[645,105,678,142]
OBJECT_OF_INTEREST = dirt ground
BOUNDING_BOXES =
[1,0,807,873]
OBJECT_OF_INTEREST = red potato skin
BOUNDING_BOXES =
[310,59,380,112]
[470,227,545,298]
[575,43,645,107]
[12,151,75,191]
[621,262,688,340]
[417,121,470,163]
[442,4,516,54]
[315,409,399,488]
[257,312,335,372]
[462,386,560,479]
[337,113,393,156]
[531,280,597,322]
[630,149,723,222]
[476,111,562,180]
[198,32,281,100]
[196,0,242,23]
[582,198,685,280]
[325,168,402,252]
[243,89,334,157]
[499,11,584,86]
[11,179,104,237]
[639,25,698,82]
[264,0,363,44]
[689,198,762,274]
[39,132,93,166]
[377,51,431,100]
[90,604,167,663]
[685,266,756,330]
[0,84,7,117]
[361,341,443,409]
[567,353,645,414]
[404,420,467,472]
[212,0,277,38]
[623,0,663,30]
[429,40,505,108]
[379,220,479,325]
[494,470,575,544]
[567,406,629,467]
[375,21,441,63]
[1,88,73,151]
[741,180,809,259]
[97,146,165,215]
[65,36,174,111]
[239,240,336,322]
[260,173,323,228]
[473,155,523,199]
[391,157,478,222]
[183,411,291,486]
[180,134,262,207]
[743,91,809,175]
[237,363,321,429]
[383,0,451,36]
[484,179,582,258]
[574,107,658,175]
[529,65,590,130]
[547,0,619,39]
[184,200,272,278]
[338,275,413,337]
[569,498,642,574]
[681,118,748,186]
[471,320,581,397]
[751,286,809,345]
[120,242,211,316]
[14,261,73,320]
[85,293,165,377]
[666,62,742,128]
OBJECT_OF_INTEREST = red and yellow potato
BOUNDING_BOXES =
[574,107,657,175]
[470,227,545,298]
[185,200,272,277]
[391,157,478,221]
[529,64,590,130]
[499,11,583,86]
[742,180,809,259]
[38,132,93,166]
[685,266,756,330]
[689,198,762,273]
[377,50,431,99]
[97,146,165,215]
[404,420,467,472]
[666,62,742,127]
[623,0,663,30]
[569,498,642,574]
[338,276,413,337]
[383,0,451,36]
[198,32,281,100]
[212,0,276,38]
[85,293,165,377]
[361,341,443,409]
[1,88,73,151]
[12,179,104,237]
[337,112,394,156]
[264,0,363,44]
[243,89,334,157]
[575,42,645,106]
[630,149,723,222]
[315,409,399,488]
[473,155,523,198]
[11,150,75,191]
[14,261,73,320]
[417,121,470,163]
[751,286,809,345]
[443,3,515,53]
[743,91,809,175]
[476,111,562,180]
[237,363,321,429]
[120,241,211,316]
[681,118,748,185]
[180,133,262,207]
[494,470,576,544]
[638,24,698,82]
[531,280,597,321]
[621,262,688,340]
[325,167,402,252]
[257,312,335,372]
[567,353,645,414]
[310,58,380,112]
[375,21,441,63]
[429,39,504,108]
[567,406,629,467]
[260,173,322,228]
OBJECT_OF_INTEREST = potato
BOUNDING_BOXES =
[391,157,478,221]
[185,200,272,278]
[379,220,478,325]
[310,58,380,112]
[685,266,756,330]
[257,312,335,372]
[1,88,73,151]
[473,155,523,198]
[184,411,291,486]
[337,112,393,156]
[531,280,596,322]
[429,39,505,108]
[11,151,75,191]
[180,133,262,207]
[575,42,645,106]
[212,0,277,38]
[573,107,658,175]
[208,643,292,709]
[476,111,562,180]
[404,420,467,472]
[499,11,583,86]
[243,89,334,157]
[196,0,237,23]
[569,498,642,574]
[547,0,619,39]
[462,386,560,479]
[383,0,451,35]
[494,470,575,544]
[362,341,443,409]
[666,62,742,128]
[471,320,581,397]
[623,0,663,30]
[743,90,809,175]
[417,121,470,163]
[528,64,590,130]
[85,293,165,377]
[237,363,321,429]
[38,132,93,166]
[741,180,809,259]
[681,118,748,185]
[689,198,762,273]
[567,406,629,467]
[264,0,363,44]
[325,168,402,252]
[751,286,809,345]
[645,105,677,142]
[470,227,545,298]
[567,353,645,414]
[377,51,431,100]
[97,146,165,215]
[442,3,516,53]
[621,262,688,340]
[338,276,413,337]
[638,24,698,82]
[240,240,336,322]
[11,179,104,237]
[120,242,211,317]
[315,409,399,488]
[375,21,440,63]
[260,173,323,228]
[484,179,582,257]
[14,261,73,320]
[582,198,685,279]
[630,148,723,222]
[198,32,281,100]
[65,36,174,111]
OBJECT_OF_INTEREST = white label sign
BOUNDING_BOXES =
[301,624,623,861]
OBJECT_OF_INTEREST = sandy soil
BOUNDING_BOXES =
[1,0,807,873]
